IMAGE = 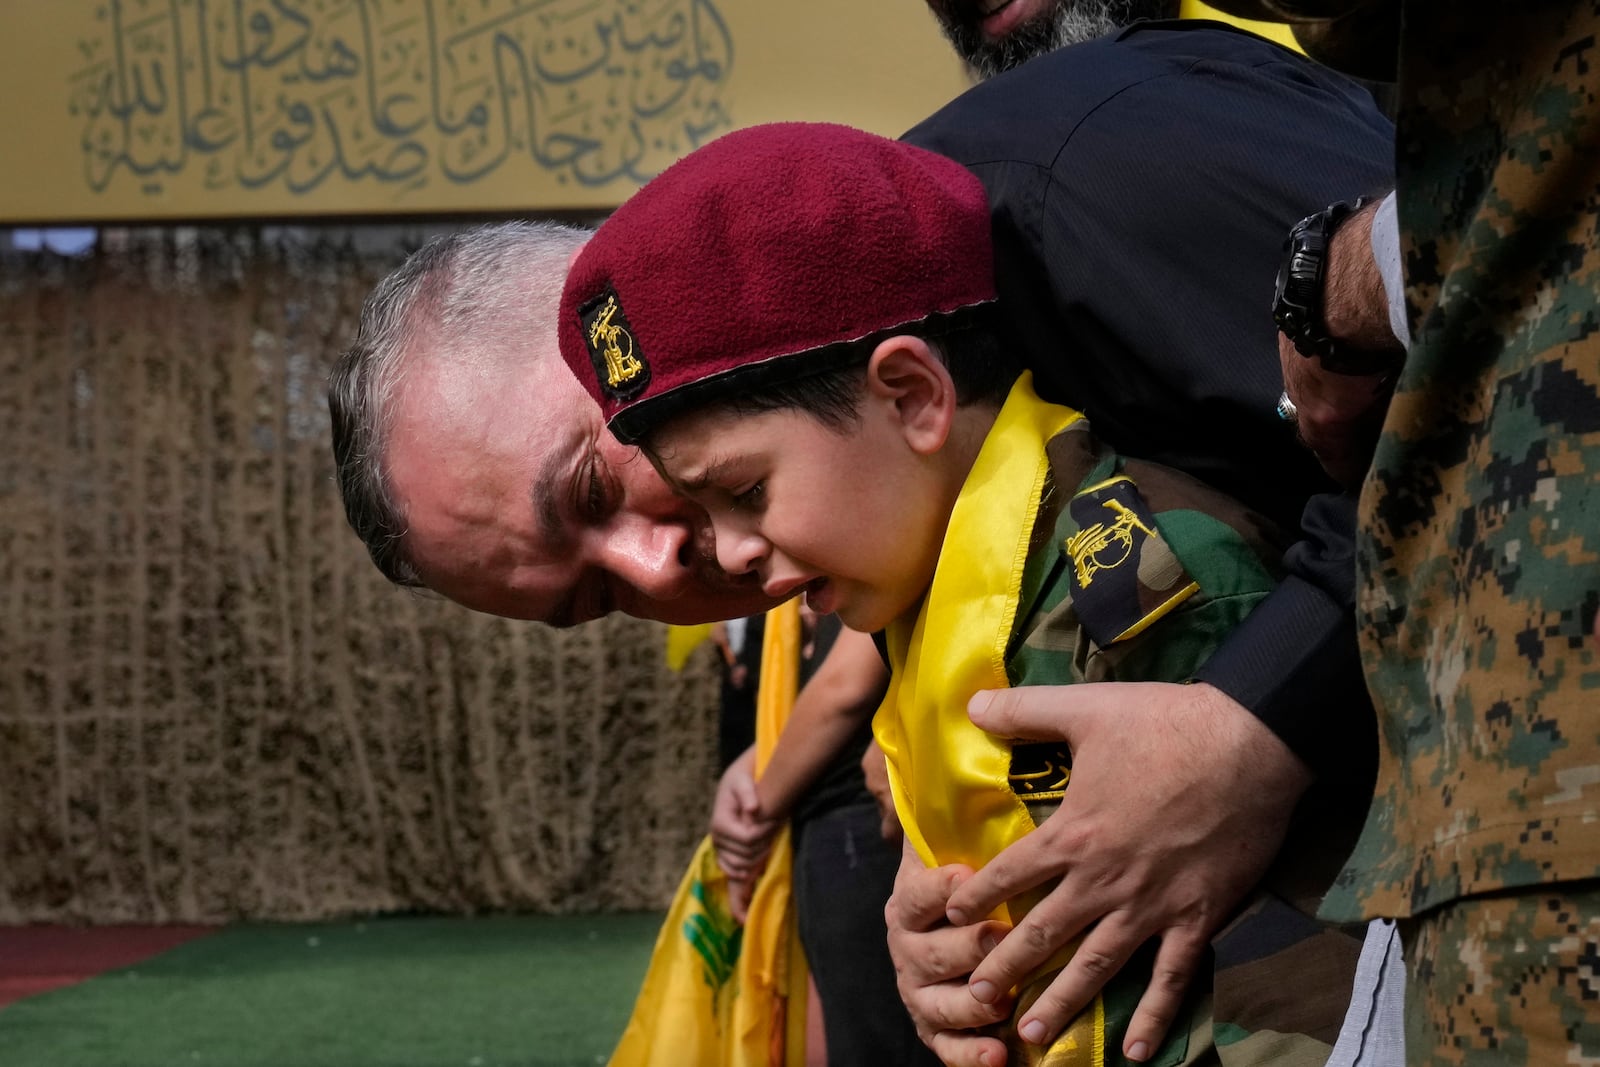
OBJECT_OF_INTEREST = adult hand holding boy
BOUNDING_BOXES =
[887,681,1312,1064]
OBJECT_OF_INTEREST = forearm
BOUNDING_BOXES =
[1221,197,1398,774]
[724,741,756,783]
[754,627,889,819]
[1323,195,1405,357]
[1190,493,1376,782]
[1279,192,1406,488]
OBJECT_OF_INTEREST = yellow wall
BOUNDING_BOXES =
[0,0,971,223]
[1,2,1302,224]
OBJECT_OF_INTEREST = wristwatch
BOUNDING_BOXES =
[1272,197,1396,375]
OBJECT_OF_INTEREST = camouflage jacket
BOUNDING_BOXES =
[997,411,1364,1066]
[1322,1,1600,922]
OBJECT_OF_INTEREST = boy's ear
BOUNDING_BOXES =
[865,335,957,455]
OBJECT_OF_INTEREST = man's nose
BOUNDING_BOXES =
[599,512,694,601]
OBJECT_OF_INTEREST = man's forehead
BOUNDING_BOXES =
[383,357,593,578]
[388,350,589,469]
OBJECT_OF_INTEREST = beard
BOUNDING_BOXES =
[930,0,1180,80]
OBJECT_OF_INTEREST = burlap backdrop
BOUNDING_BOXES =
[0,228,721,923]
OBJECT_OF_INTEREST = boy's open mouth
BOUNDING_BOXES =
[803,577,835,616]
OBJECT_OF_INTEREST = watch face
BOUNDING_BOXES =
[1272,239,1314,334]
[1272,287,1301,334]
[1274,213,1332,355]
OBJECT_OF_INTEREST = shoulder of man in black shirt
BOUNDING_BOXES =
[902,18,1394,783]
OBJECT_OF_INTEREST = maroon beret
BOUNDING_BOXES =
[558,122,996,444]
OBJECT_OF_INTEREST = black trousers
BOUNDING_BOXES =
[792,801,943,1067]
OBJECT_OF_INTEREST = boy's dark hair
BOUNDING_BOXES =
[649,305,1020,441]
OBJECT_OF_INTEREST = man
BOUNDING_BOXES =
[329,222,773,629]
[557,118,1369,1065]
[923,0,1178,78]
[880,20,1395,1064]
[708,613,926,1064]
[332,219,943,1063]
[328,19,1393,1066]
[1209,2,1600,1062]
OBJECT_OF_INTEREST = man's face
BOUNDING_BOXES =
[383,350,777,627]
[923,0,1179,78]
[647,401,952,635]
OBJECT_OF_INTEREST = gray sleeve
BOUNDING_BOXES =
[1371,192,1410,350]
[1324,918,1408,1067]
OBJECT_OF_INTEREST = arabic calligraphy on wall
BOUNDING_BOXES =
[69,0,732,197]
[0,0,970,221]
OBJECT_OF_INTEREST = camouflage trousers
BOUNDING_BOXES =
[1400,881,1600,1065]
[985,887,1353,1067]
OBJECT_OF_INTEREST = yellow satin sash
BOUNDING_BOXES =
[875,372,1083,926]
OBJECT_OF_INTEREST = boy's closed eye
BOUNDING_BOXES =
[730,481,766,511]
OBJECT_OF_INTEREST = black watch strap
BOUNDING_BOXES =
[1273,197,1396,375]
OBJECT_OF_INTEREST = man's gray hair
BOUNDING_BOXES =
[328,220,594,587]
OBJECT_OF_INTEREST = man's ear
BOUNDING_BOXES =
[865,336,957,455]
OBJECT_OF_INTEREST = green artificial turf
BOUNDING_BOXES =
[0,913,665,1067]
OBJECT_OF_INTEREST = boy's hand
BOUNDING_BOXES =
[954,682,1311,1062]
[709,748,779,881]
[728,872,759,924]
[884,847,1012,1066]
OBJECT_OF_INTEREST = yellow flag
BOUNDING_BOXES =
[754,601,801,775]
[664,623,715,672]
[608,601,808,1067]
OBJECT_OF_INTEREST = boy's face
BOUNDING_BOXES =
[647,394,954,634]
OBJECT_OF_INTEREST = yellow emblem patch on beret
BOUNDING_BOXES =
[578,288,650,400]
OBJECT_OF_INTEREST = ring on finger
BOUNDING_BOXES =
[1275,391,1298,422]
